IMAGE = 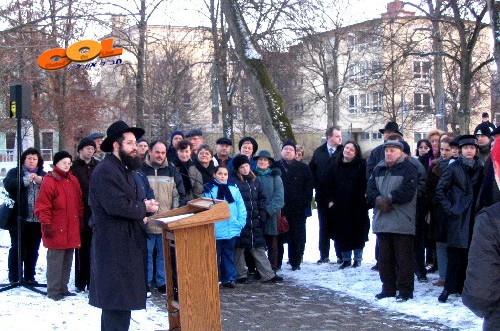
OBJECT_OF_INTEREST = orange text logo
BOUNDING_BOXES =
[38,38,123,70]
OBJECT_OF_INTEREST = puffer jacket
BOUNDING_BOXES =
[462,203,500,331]
[35,167,83,249]
[366,157,418,235]
[231,172,267,248]
[141,155,185,234]
[435,156,483,248]
[255,168,284,236]
[204,180,246,240]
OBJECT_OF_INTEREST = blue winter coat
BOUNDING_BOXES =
[255,168,284,236]
[204,181,246,240]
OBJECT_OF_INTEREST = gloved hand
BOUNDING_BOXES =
[43,224,54,238]
[375,197,393,213]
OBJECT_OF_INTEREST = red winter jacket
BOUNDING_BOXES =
[35,167,83,249]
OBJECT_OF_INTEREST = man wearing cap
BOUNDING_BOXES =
[366,122,403,180]
[71,138,99,293]
[214,137,233,167]
[167,130,184,162]
[88,121,159,330]
[474,122,493,164]
[366,140,418,302]
[435,135,483,303]
[86,132,105,161]
[275,140,313,271]
[186,129,204,156]
[309,126,343,264]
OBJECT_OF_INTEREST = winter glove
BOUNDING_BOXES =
[43,224,54,238]
[375,197,393,214]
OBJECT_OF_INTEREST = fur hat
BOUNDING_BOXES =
[53,151,72,166]
[238,137,258,155]
[233,154,250,171]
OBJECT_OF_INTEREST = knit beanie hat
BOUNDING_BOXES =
[170,130,184,142]
[233,154,250,171]
[282,139,296,152]
[53,151,72,166]
[77,138,96,152]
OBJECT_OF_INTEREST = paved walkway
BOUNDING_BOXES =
[151,278,456,330]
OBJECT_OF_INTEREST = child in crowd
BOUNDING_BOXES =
[204,165,246,288]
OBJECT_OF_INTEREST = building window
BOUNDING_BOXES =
[414,132,426,142]
[414,93,431,111]
[413,60,431,79]
[360,132,370,140]
[372,92,383,112]
[348,95,357,114]
[372,132,382,140]
[372,60,383,79]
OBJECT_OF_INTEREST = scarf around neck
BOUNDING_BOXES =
[212,179,235,203]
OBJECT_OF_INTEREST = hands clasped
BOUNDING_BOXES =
[144,199,159,213]
[375,197,393,213]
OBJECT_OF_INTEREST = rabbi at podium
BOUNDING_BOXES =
[88,121,159,331]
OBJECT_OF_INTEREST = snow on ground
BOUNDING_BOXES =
[281,209,483,331]
[0,162,483,330]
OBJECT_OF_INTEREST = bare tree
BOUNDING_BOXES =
[220,0,294,156]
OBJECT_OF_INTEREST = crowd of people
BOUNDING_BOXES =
[2,112,499,330]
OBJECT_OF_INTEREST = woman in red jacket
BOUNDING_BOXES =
[35,151,83,301]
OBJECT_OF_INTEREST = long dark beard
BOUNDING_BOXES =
[119,148,142,170]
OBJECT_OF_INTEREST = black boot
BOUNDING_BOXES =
[339,261,351,269]
[438,290,449,303]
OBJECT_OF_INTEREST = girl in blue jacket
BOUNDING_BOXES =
[204,165,247,288]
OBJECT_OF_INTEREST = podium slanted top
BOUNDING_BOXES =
[149,197,230,231]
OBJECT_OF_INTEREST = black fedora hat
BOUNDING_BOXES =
[100,121,145,153]
[379,121,402,136]
[458,134,479,148]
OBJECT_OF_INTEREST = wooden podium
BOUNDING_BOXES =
[150,197,230,331]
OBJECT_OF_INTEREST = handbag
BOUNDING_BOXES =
[277,210,289,234]
[0,201,14,230]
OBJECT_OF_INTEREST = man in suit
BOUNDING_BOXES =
[309,126,343,264]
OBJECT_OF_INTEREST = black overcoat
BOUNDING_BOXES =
[435,157,483,248]
[275,159,313,243]
[326,158,369,251]
[231,173,267,248]
[88,154,148,310]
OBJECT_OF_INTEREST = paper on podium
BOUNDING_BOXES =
[156,213,195,224]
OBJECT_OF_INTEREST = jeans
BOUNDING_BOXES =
[147,234,165,287]
[216,237,237,284]
[436,242,448,282]
[342,249,363,262]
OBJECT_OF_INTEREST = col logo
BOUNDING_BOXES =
[38,38,123,70]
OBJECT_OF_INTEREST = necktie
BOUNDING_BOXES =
[329,148,334,156]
